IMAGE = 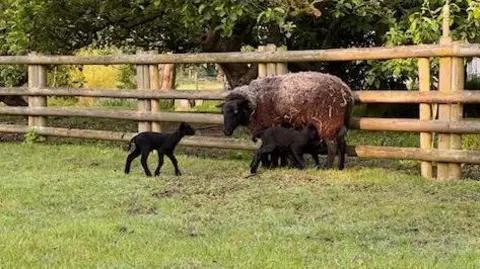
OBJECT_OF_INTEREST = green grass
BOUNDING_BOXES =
[1,143,480,268]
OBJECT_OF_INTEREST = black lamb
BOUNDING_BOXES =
[249,125,319,174]
[124,122,196,177]
[261,125,348,170]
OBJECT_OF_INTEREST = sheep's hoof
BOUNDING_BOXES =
[322,165,333,170]
[245,173,257,179]
[175,171,182,176]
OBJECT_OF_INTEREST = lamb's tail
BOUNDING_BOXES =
[251,127,268,143]
[126,137,136,152]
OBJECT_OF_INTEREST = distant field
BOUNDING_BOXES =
[176,80,224,90]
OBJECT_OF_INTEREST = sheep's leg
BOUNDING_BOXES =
[250,145,275,174]
[140,149,153,177]
[325,140,338,170]
[154,151,165,176]
[124,147,141,174]
[166,152,182,176]
[337,137,346,170]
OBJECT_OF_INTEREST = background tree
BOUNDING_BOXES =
[1,0,480,108]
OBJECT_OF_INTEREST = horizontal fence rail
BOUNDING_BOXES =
[0,44,479,65]
[2,107,480,134]
[1,124,480,165]
[354,90,480,104]
[350,118,480,134]
[2,88,480,104]
[0,87,228,100]
[0,107,224,124]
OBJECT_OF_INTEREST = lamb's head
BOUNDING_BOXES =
[217,95,253,136]
[305,124,320,141]
[178,122,196,136]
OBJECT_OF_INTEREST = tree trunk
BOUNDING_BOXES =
[160,63,175,109]
[0,76,28,106]
[200,22,260,90]
[161,63,175,89]
[0,96,28,106]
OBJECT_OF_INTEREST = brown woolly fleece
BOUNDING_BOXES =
[227,71,354,140]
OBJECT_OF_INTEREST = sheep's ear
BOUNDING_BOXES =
[238,99,250,109]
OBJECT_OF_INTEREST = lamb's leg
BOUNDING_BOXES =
[250,145,275,174]
[166,152,182,176]
[280,155,289,167]
[261,154,271,168]
[291,147,306,170]
[124,147,141,174]
[270,152,279,168]
[272,152,288,168]
[285,152,297,169]
[325,139,338,169]
[311,152,320,168]
[154,151,165,176]
[140,149,152,177]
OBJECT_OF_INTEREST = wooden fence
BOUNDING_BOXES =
[1,5,480,180]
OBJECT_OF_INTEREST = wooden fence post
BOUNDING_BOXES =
[136,49,151,133]
[437,2,453,180]
[418,58,432,178]
[449,42,464,180]
[276,46,288,75]
[27,52,47,129]
[148,50,162,132]
[266,44,277,76]
[27,53,37,127]
[258,46,267,78]
[37,61,47,128]
[143,60,152,132]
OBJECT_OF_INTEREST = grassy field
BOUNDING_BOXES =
[1,143,480,268]
[2,78,480,267]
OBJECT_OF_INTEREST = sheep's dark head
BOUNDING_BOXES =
[217,97,252,136]
[179,122,196,136]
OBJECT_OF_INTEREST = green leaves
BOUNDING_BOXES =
[1,0,480,93]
